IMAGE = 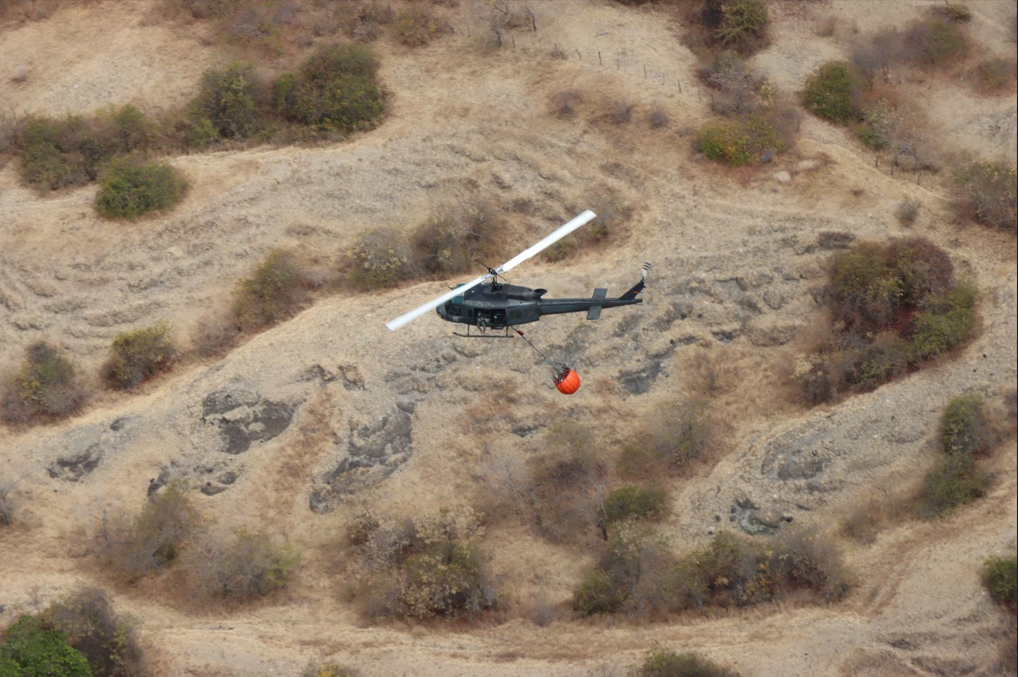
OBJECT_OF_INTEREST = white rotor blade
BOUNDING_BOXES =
[385,273,491,331]
[495,210,597,274]
[384,210,597,331]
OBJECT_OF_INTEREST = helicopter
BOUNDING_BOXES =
[385,210,649,394]
[385,210,649,336]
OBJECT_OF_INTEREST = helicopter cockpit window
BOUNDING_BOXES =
[446,302,462,316]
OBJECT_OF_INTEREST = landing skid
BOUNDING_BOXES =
[453,325,512,338]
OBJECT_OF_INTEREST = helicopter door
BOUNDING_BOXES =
[477,309,506,327]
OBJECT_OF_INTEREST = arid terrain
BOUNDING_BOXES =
[1,1,1016,676]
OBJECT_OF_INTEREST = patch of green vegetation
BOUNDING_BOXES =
[603,485,667,523]
[797,238,976,405]
[983,556,1017,610]
[0,616,92,677]
[939,395,993,458]
[95,157,188,219]
[187,63,262,142]
[918,453,986,518]
[698,113,785,166]
[273,45,384,134]
[802,62,861,125]
[711,0,768,51]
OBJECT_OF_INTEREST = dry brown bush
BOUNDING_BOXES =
[393,7,441,47]
[953,162,1017,233]
[1,342,89,424]
[648,107,671,129]
[411,201,505,277]
[95,482,200,582]
[551,90,583,119]
[606,99,635,125]
[345,228,415,290]
[1007,390,1017,422]
[181,529,300,602]
[619,399,720,478]
[700,50,764,116]
[971,58,1017,94]
[895,197,922,226]
[850,32,899,89]
[232,249,308,331]
[686,348,737,398]
[46,587,147,677]
[350,507,496,621]
[840,488,906,543]
[190,313,240,359]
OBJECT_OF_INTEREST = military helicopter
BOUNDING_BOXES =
[385,210,649,394]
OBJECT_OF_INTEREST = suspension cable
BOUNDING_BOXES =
[513,328,565,378]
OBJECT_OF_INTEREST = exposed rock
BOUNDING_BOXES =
[48,445,102,482]
[202,388,295,454]
[300,364,338,384]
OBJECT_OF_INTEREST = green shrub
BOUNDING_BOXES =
[393,8,440,47]
[573,568,626,616]
[633,650,742,677]
[188,63,262,141]
[232,250,306,331]
[104,323,176,389]
[953,162,1017,233]
[939,395,993,457]
[0,482,14,528]
[1,342,88,424]
[46,588,145,677]
[909,283,977,362]
[603,486,667,523]
[918,454,985,518]
[183,530,300,602]
[346,228,415,290]
[710,0,768,51]
[273,45,384,133]
[983,556,1017,610]
[699,112,785,166]
[854,332,909,389]
[97,481,199,581]
[802,62,861,125]
[96,157,188,219]
[0,616,92,677]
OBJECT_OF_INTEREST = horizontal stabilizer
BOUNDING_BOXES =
[587,288,608,320]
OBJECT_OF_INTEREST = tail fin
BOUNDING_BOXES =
[619,262,651,301]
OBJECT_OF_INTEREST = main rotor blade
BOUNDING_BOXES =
[495,210,597,274]
[384,210,597,331]
[385,273,491,331]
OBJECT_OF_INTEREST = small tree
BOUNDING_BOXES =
[46,587,146,677]
[95,157,188,220]
[982,556,1017,611]
[187,63,262,141]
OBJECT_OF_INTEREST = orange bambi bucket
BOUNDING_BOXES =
[555,368,581,395]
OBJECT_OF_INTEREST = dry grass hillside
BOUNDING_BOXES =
[2,1,1016,676]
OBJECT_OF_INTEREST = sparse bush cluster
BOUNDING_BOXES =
[1,342,88,424]
[953,161,1017,234]
[17,106,154,191]
[803,62,861,126]
[573,529,849,618]
[918,396,994,518]
[971,58,1017,94]
[0,482,13,528]
[983,556,1017,611]
[796,239,977,405]
[348,507,496,621]
[183,63,263,148]
[95,482,298,601]
[632,650,742,677]
[348,199,508,290]
[696,51,797,167]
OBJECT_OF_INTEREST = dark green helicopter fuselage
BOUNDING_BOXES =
[436,279,645,331]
